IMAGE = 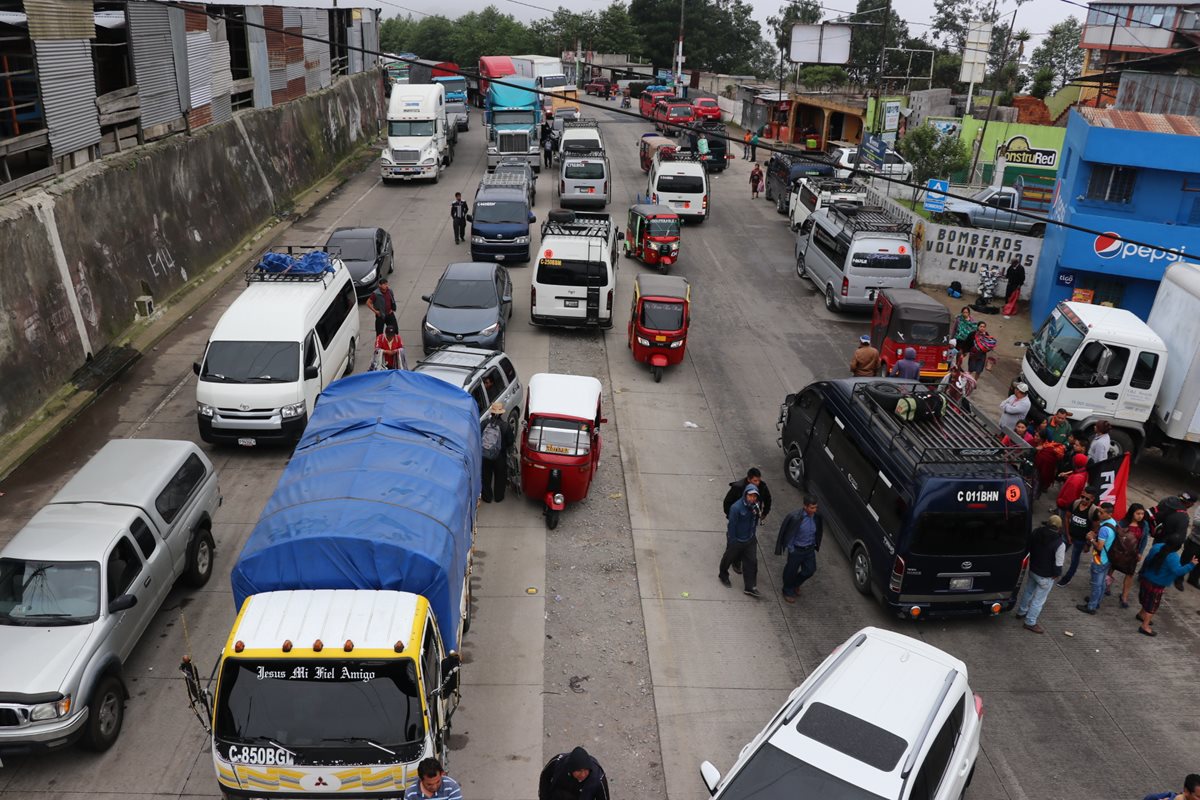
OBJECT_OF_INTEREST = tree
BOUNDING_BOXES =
[406,16,456,61]
[930,0,973,50]
[1029,67,1054,98]
[844,0,908,84]
[931,53,965,91]
[896,124,971,199]
[797,64,849,88]
[379,16,416,55]
[627,0,762,74]
[1029,17,1083,90]
[447,6,532,66]
[766,0,821,53]
[593,2,642,56]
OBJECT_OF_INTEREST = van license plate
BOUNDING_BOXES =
[564,299,579,308]
[580,187,594,193]
[237,438,257,447]
[949,577,973,591]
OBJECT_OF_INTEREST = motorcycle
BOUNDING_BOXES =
[621,96,631,109]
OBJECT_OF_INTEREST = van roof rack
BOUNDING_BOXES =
[562,119,599,129]
[247,247,338,283]
[563,149,607,160]
[828,204,912,234]
[805,177,866,193]
[657,150,703,163]
[846,380,1032,474]
[479,171,529,189]
[541,210,612,237]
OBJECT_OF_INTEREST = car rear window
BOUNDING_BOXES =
[910,511,1029,557]
[850,253,913,271]
[656,174,704,193]
[536,259,607,287]
[714,742,888,800]
[796,702,908,772]
[565,162,605,180]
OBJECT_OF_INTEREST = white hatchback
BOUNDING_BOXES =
[700,627,982,800]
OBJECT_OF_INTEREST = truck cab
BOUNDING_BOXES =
[434,75,470,131]
[382,84,451,183]
[486,77,541,173]
[1020,301,1166,455]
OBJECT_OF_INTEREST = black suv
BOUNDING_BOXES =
[764,150,835,215]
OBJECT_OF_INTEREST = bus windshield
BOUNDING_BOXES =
[1026,306,1087,387]
[214,658,424,760]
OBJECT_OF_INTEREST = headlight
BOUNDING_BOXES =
[421,157,436,166]
[380,152,393,165]
[360,268,377,284]
[196,402,214,418]
[480,323,501,336]
[514,235,530,244]
[424,321,441,335]
[30,696,71,721]
[553,492,565,505]
[487,146,499,154]
[636,336,650,346]
[471,236,487,244]
[669,339,684,348]
[280,401,306,419]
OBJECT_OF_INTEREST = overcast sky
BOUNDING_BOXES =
[377,0,1077,51]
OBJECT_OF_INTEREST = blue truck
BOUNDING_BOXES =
[435,75,470,131]
[485,77,542,172]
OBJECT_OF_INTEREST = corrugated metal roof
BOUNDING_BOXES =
[26,0,95,40]
[34,39,101,155]
[186,31,213,108]
[127,1,183,127]
[1078,106,1200,136]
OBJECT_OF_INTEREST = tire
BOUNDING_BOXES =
[462,582,473,635]
[651,365,663,383]
[825,285,838,311]
[545,508,560,530]
[432,168,440,185]
[851,546,872,595]
[81,675,124,752]
[495,334,505,353]
[344,337,356,376]
[775,195,786,214]
[784,447,805,489]
[183,528,216,588]
[796,253,807,279]
[1109,428,1136,458]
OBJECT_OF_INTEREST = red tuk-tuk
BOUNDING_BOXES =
[870,288,953,380]
[628,274,690,382]
[519,373,605,529]
[623,204,680,271]
[640,134,676,172]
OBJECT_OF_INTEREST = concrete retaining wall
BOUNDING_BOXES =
[0,70,384,434]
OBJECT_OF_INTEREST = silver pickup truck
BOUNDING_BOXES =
[0,439,220,756]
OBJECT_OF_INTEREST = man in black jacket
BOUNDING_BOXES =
[723,468,771,576]
[539,747,609,800]
[1016,515,1065,634]
[774,498,823,603]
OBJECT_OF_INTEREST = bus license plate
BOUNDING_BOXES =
[237,438,257,447]
[949,577,973,591]
[564,299,579,308]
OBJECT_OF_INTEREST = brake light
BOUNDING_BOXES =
[606,289,613,311]
[603,180,608,195]
[910,277,917,289]
[560,180,566,194]
[974,693,985,718]
[841,277,849,297]
[889,556,905,593]
[702,194,708,210]
[530,285,536,308]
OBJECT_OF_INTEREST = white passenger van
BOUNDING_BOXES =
[531,210,619,329]
[381,83,451,183]
[788,176,867,231]
[647,150,708,223]
[559,119,604,159]
[194,251,358,445]
[795,203,916,312]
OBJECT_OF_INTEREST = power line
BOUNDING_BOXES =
[138,0,1197,267]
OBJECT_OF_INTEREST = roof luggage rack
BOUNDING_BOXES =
[479,171,529,189]
[247,247,337,283]
[829,204,913,234]
[541,209,612,237]
[657,150,703,163]
[808,177,866,193]
[563,149,607,160]
[562,119,599,129]
[849,380,1032,473]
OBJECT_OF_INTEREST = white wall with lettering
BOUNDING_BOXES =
[917,223,1042,299]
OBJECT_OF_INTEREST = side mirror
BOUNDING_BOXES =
[617,232,625,240]
[109,594,138,614]
[599,417,608,425]
[528,212,536,223]
[440,653,462,695]
[303,365,319,380]
[784,393,797,406]
[502,294,513,304]
[421,294,432,303]
[466,213,473,222]
[192,361,201,376]
[699,761,721,795]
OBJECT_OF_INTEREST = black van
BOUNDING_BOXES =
[777,379,1032,619]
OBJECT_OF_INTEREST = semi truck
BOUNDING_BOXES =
[477,55,516,107]
[183,370,481,797]
[511,54,579,119]
[1017,264,1200,468]
[942,176,1053,235]
[381,83,452,183]
[406,59,470,133]
[486,77,542,172]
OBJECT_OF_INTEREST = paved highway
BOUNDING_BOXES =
[0,100,1196,800]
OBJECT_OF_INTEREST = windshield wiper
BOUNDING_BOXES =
[322,737,396,755]
[205,373,244,384]
[237,736,296,755]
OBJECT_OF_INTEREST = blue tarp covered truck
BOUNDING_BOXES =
[191,371,481,796]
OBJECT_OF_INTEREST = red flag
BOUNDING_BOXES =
[1087,453,1130,519]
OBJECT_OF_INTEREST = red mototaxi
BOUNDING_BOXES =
[519,373,605,529]
[870,288,953,380]
[639,133,676,172]
[628,274,690,382]
[623,204,681,270]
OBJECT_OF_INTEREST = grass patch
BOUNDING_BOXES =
[895,197,935,220]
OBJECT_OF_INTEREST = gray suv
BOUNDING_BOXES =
[0,439,221,755]
[413,346,522,431]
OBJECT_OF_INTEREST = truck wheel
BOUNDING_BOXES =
[184,528,216,588]
[1109,428,1136,458]
[784,447,806,489]
[851,546,872,595]
[1029,223,1046,236]
[81,675,124,752]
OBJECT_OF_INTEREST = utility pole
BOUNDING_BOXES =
[968,1,1024,183]
[676,0,686,95]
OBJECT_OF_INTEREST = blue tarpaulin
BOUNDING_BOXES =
[230,371,481,650]
[257,251,335,274]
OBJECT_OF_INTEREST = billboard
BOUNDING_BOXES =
[789,23,852,64]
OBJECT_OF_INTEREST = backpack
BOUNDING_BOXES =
[1107,523,1140,574]
[895,392,946,423]
[481,419,503,460]
[947,280,963,298]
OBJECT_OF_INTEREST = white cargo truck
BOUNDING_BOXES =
[1018,264,1200,468]
[381,83,452,183]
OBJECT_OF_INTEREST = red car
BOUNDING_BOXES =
[692,97,721,121]
[584,78,612,96]
[655,100,695,137]
[640,88,673,119]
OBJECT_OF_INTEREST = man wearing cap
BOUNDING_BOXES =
[850,334,880,377]
[1016,515,1066,633]
[999,382,1032,431]
[720,484,762,597]
[480,401,515,504]
[1045,408,1073,446]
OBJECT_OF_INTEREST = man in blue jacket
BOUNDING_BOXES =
[719,484,761,596]
[774,498,823,604]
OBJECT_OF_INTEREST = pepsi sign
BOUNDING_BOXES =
[1093,231,1185,265]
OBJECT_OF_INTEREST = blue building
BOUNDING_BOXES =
[1031,107,1200,324]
